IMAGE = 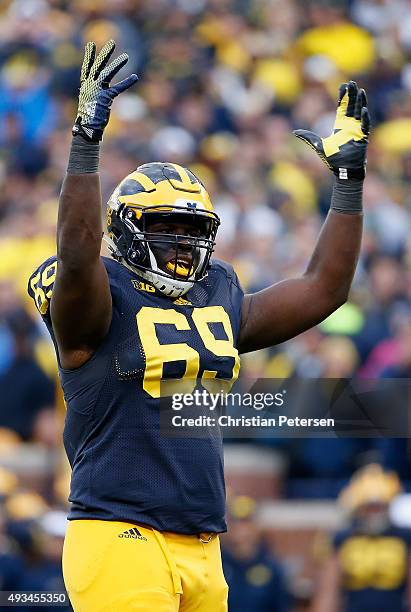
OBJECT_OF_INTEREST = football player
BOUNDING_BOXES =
[28,41,369,611]
[312,464,411,612]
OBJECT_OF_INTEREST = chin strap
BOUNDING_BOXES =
[103,234,193,298]
[102,233,121,259]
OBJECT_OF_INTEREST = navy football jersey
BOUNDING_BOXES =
[334,525,411,612]
[28,256,243,534]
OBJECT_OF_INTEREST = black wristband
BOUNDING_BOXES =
[67,135,100,175]
[330,176,364,214]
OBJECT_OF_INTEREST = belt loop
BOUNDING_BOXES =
[198,532,214,543]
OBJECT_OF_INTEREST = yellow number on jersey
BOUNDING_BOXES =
[192,306,240,393]
[340,536,407,590]
[136,308,199,398]
[136,306,240,398]
[30,261,58,315]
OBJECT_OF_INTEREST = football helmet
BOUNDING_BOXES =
[105,162,220,298]
[338,463,402,512]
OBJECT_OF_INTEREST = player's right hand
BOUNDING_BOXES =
[73,40,138,142]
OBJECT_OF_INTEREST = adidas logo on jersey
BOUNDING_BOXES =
[118,527,147,541]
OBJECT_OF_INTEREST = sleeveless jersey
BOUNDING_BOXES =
[28,256,243,534]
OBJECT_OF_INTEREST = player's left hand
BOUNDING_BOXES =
[294,81,370,180]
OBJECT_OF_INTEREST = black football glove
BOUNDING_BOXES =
[294,81,370,180]
[73,40,138,142]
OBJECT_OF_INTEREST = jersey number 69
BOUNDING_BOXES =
[136,306,240,398]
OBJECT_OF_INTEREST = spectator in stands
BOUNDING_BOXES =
[222,495,291,612]
[17,510,69,611]
[0,308,55,440]
[0,469,23,592]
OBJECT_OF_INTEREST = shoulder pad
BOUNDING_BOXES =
[210,258,235,277]
[101,255,122,277]
[210,258,242,288]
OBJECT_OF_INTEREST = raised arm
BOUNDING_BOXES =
[50,40,138,369]
[238,81,369,354]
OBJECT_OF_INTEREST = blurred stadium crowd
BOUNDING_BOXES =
[1,0,411,609]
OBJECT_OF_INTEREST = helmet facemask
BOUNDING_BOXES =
[107,203,219,297]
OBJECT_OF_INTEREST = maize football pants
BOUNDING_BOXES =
[63,520,228,611]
